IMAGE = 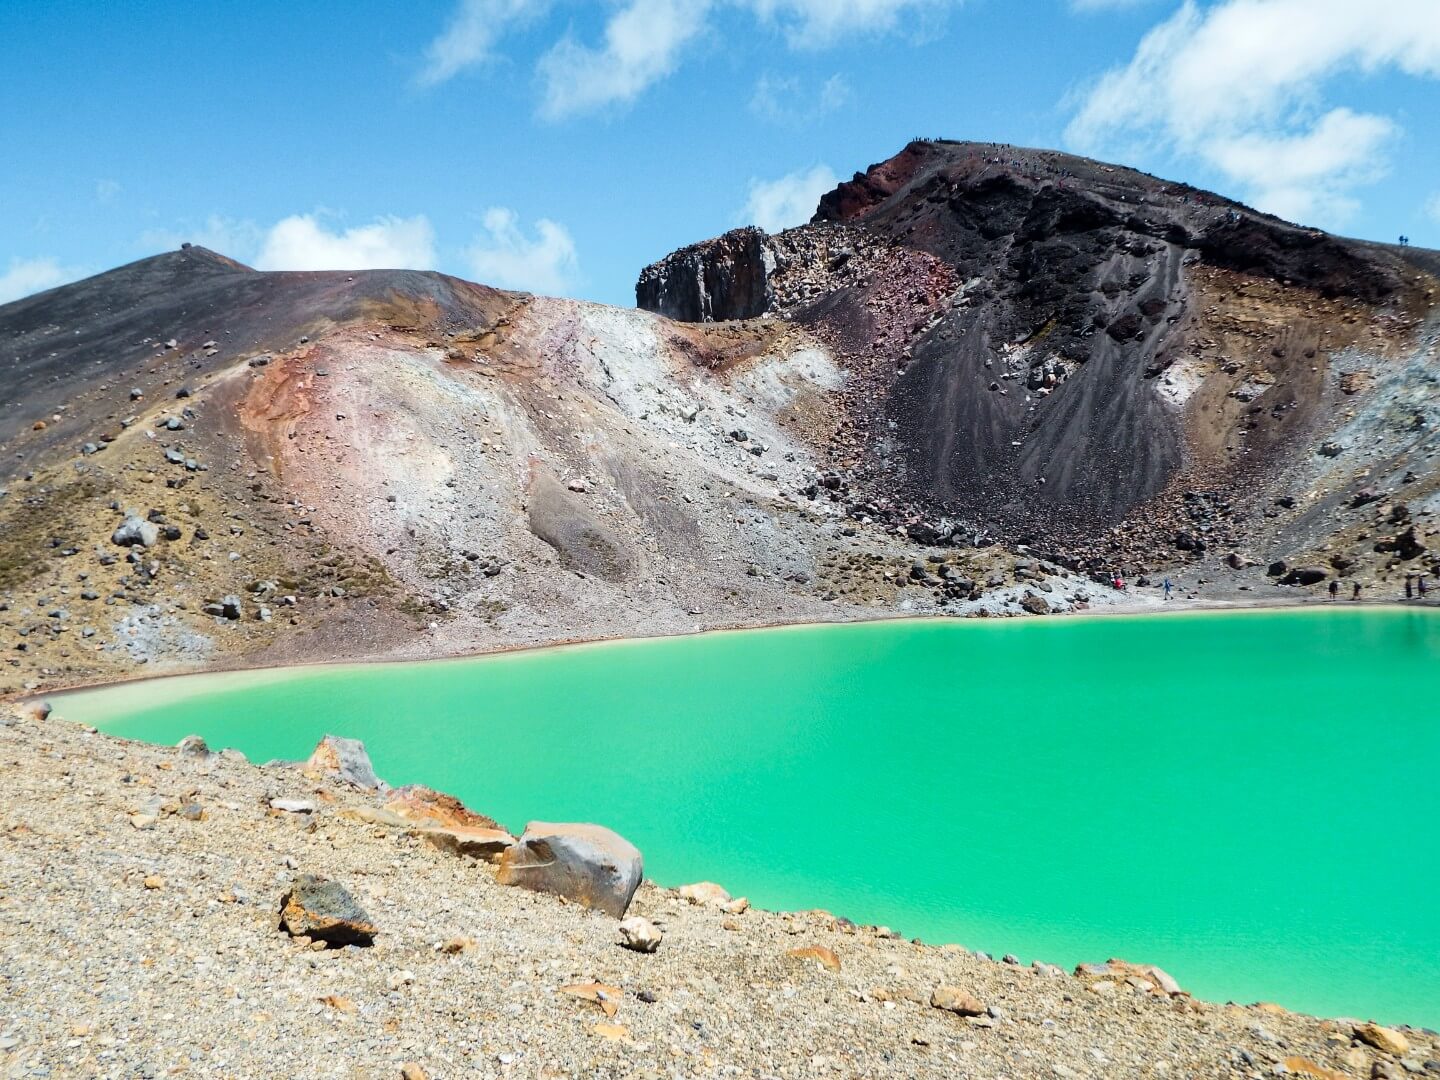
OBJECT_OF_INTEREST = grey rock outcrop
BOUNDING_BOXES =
[496,821,643,918]
[304,735,385,790]
[636,227,773,323]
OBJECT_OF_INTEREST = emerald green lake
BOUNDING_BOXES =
[55,609,1440,1025]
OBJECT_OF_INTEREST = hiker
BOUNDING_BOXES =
[1328,580,1339,601]
[1420,574,1430,600]
[1352,582,1362,601]
[1162,577,1173,600]
[1406,574,1414,600]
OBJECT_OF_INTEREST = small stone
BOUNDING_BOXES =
[559,982,624,1018]
[399,1065,429,1080]
[176,734,209,757]
[931,987,985,1016]
[269,798,316,815]
[618,916,663,954]
[678,881,731,907]
[143,875,164,890]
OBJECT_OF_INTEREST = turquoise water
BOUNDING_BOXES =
[56,609,1440,1025]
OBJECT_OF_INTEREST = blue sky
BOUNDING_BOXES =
[3,0,1438,307]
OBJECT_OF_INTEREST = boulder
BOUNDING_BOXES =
[1019,593,1050,615]
[1374,527,1426,561]
[384,784,502,830]
[617,916,663,953]
[496,822,643,918]
[417,825,515,862]
[1279,567,1327,587]
[277,874,376,947]
[304,735,384,790]
[111,515,158,548]
[1353,1023,1409,1056]
[931,986,985,1016]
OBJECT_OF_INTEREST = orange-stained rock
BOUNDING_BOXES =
[277,873,376,947]
[1283,1058,1346,1080]
[303,735,383,790]
[787,945,841,971]
[497,822,642,918]
[1353,1023,1409,1056]
[417,824,515,862]
[384,784,502,830]
[931,986,985,1016]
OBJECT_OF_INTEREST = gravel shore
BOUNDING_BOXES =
[3,702,1434,1079]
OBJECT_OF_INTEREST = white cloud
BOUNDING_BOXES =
[1066,0,1440,226]
[424,0,961,115]
[750,72,851,124]
[741,0,959,48]
[538,0,709,119]
[95,179,121,203]
[465,207,579,294]
[739,165,838,233]
[418,0,551,86]
[0,257,76,305]
[254,214,437,272]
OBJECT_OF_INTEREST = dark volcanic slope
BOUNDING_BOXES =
[0,247,510,475]
[638,140,1439,556]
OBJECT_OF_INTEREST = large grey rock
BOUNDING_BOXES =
[497,822,643,917]
[278,874,375,947]
[304,735,384,790]
[111,514,158,548]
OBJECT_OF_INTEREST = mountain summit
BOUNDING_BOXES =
[639,140,1438,562]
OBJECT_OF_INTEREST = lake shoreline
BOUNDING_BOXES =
[23,593,1440,707]
[3,675,1436,1077]
[38,604,1440,1026]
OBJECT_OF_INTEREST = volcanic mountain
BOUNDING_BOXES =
[640,140,1439,567]
[1,141,1437,693]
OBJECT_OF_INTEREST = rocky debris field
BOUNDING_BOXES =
[3,700,1436,1079]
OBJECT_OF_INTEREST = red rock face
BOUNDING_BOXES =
[812,140,937,223]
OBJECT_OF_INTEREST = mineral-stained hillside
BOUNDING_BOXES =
[1,141,1437,695]
[0,241,1090,696]
[638,140,1440,576]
